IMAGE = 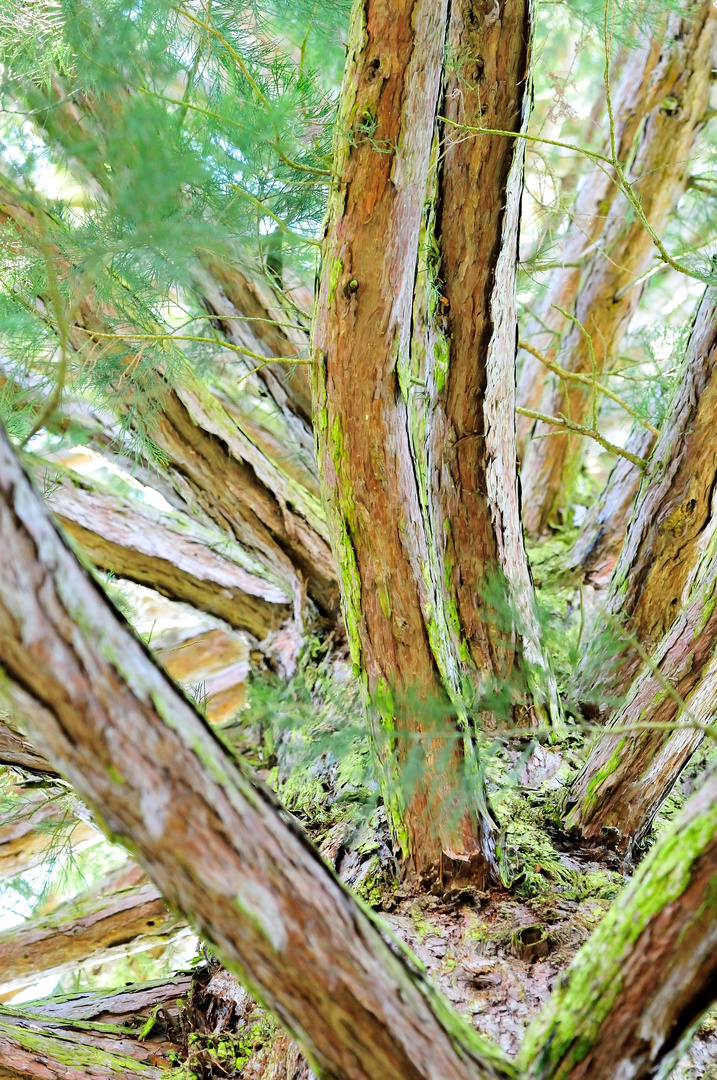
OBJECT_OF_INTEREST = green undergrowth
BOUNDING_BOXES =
[494,790,622,903]
[228,637,377,841]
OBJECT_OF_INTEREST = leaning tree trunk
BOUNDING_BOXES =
[0,176,339,648]
[0,965,236,1079]
[522,768,717,1080]
[41,465,294,640]
[515,23,663,459]
[0,878,182,998]
[600,286,717,672]
[0,420,516,1080]
[563,287,717,844]
[563,531,717,846]
[3,397,717,1080]
[312,0,552,878]
[520,1,717,536]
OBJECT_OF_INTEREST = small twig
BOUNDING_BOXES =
[516,407,648,468]
[518,339,659,436]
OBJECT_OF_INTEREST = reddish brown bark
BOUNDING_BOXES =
[564,545,717,845]
[0,422,514,1080]
[515,26,664,458]
[603,287,717,663]
[523,769,717,1080]
[312,0,544,875]
[43,466,293,640]
[0,177,339,640]
[568,425,656,587]
[521,2,717,536]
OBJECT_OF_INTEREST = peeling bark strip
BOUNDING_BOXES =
[521,1,717,536]
[0,425,513,1080]
[522,770,717,1080]
[43,467,292,640]
[0,881,183,996]
[313,0,545,873]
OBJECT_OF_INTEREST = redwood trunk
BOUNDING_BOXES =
[568,425,656,587]
[522,769,717,1080]
[564,289,717,843]
[0,422,514,1080]
[602,286,717,666]
[520,2,717,536]
[564,540,717,846]
[43,466,293,640]
[515,25,663,458]
[312,0,547,876]
[0,178,338,639]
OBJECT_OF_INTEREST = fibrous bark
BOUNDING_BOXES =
[601,286,717,666]
[520,2,717,535]
[312,0,547,876]
[522,769,717,1080]
[563,288,717,843]
[563,540,717,846]
[0,177,339,642]
[42,465,293,641]
[0,421,514,1080]
[0,880,183,996]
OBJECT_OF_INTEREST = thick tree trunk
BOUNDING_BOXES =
[515,26,663,458]
[522,769,717,1080]
[568,425,656,587]
[312,0,547,876]
[520,2,717,536]
[0,421,515,1080]
[42,466,293,640]
[0,880,183,996]
[563,538,717,846]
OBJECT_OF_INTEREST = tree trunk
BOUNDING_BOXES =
[0,177,339,643]
[42,465,293,641]
[0,880,183,997]
[601,286,717,671]
[568,425,656,587]
[562,289,717,844]
[0,721,56,777]
[520,1,717,536]
[515,24,663,458]
[522,769,717,1080]
[563,536,717,846]
[312,0,549,877]
[0,421,515,1080]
